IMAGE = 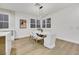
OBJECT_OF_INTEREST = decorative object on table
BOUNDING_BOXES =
[37,28,43,32]
[20,19,26,28]
[36,33,47,38]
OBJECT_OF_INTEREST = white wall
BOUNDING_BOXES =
[0,8,49,39]
[15,12,36,38]
[1,4,79,44]
[14,12,55,38]
[42,16,56,33]
[0,8,37,39]
[0,9,15,29]
[45,5,79,44]
[0,9,15,41]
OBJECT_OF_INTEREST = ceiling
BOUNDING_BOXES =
[0,3,78,17]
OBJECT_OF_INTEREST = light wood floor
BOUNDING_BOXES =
[0,36,5,55]
[11,37,79,55]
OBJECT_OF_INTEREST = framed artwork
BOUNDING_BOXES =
[20,19,26,28]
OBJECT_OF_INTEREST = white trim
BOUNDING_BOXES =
[57,36,79,44]
[15,35,30,39]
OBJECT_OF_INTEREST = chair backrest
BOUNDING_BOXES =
[31,32,37,38]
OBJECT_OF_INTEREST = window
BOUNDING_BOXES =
[42,18,51,28]
[46,18,51,28]
[37,20,41,28]
[30,19,41,28]
[30,19,35,28]
[30,18,51,28]
[42,20,45,28]
[0,14,9,28]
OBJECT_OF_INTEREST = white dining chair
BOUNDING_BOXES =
[30,32,43,44]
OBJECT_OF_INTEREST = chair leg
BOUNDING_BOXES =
[35,39,38,43]
[35,39,38,47]
[29,36,34,44]
[29,35,31,40]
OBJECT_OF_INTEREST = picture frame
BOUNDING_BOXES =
[20,19,27,28]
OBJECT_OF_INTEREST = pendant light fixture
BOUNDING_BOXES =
[34,3,43,32]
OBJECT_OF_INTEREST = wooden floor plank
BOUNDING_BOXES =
[0,36,5,55]
[10,37,79,55]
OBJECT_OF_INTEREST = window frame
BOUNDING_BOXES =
[0,14,9,29]
[42,18,51,28]
[30,19,36,28]
[46,18,51,28]
[30,18,51,28]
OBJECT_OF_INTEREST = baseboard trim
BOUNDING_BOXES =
[57,36,79,44]
[15,36,30,40]
[15,35,79,44]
